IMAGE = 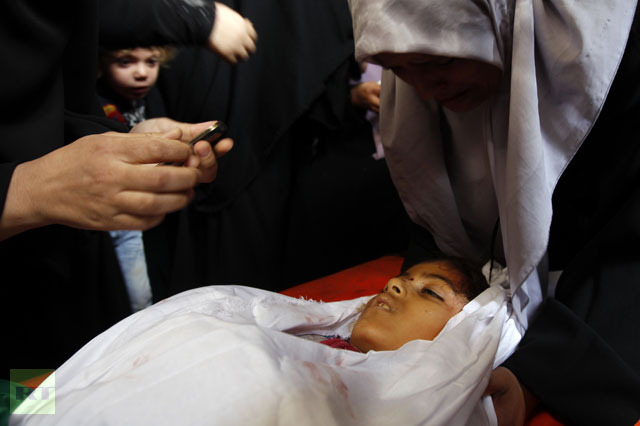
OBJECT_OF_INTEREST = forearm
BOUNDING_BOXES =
[99,0,215,49]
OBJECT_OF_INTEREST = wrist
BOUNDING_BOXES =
[0,160,50,240]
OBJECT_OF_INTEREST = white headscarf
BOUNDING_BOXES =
[348,0,636,324]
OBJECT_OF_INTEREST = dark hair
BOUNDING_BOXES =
[407,255,489,301]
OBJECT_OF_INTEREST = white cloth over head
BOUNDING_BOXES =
[12,284,521,426]
[348,0,637,326]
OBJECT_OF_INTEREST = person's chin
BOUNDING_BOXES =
[129,88,149,99]
[437,92,472,112]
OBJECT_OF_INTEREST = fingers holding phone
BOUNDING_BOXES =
[161,121,232,183]
[184,122,233,182]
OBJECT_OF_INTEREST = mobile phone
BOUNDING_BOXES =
[187,121,228,147]
[162,121,228,166]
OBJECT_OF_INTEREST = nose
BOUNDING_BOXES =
[384,277,406,297]
[133,64,148,80]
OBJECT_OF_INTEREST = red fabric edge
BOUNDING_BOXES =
[281,255,567,426]
[280,255,404,302]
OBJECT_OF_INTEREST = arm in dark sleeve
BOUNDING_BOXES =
[65,109,128,143]
[503,8,640,423]
[0,163,18,221]
[504,178,640,425]
[99,0,215,49]
[503,298,640,425]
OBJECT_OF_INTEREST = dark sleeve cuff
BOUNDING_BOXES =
[503,298,640,425]
[0,162,19,221]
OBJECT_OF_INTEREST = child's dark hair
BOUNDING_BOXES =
[408,255,489,301]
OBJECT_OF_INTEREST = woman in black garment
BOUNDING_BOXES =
[0,0,239,374]
[144,0,410,297]
[348,0,640,424]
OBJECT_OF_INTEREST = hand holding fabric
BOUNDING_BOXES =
[207,2,257,63]
[484,366,532,426]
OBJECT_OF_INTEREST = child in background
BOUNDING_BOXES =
[97,46,173,128]
[96,45,173,312]
[96,3,257,313]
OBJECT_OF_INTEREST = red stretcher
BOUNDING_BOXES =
[283,254,566,426]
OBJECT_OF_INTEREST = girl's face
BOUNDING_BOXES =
[350,261,469,353]
[375,52,502,112]
[105,48,161,101]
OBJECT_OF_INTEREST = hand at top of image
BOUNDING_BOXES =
[207,2,258,63]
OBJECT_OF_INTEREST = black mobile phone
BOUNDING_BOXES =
[162,121,228,166]
[187,121,228,147]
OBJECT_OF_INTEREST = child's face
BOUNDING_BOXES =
[105,48,161,101]
[350,260,469,352]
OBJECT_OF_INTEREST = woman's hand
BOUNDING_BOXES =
[484,367,531,426]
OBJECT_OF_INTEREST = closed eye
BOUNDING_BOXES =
[421,287,444,301]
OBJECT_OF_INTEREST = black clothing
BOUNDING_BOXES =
[0,0,214,375]
[0,0,131,375]
[98,0,214,50]
[96,80,168,128]
[282,58,410,284]
[502,6,640,424]
[146,0,409,297]
[401,6,640,423]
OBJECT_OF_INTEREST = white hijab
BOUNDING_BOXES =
[348,0,636,324]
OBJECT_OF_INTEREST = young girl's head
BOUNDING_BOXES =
[350,256,489,352]
[98,46,174,101]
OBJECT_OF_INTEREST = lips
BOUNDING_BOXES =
[373,293,394,312]
[127,87,149,100]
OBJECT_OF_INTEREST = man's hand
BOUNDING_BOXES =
[131,118,233,183]
[0,128,230,240]
[484,367,529,426]
[207,2,257,63]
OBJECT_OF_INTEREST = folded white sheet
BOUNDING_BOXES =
[11,283,522,426]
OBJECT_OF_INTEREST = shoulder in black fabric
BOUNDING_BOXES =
[157,0,356,212]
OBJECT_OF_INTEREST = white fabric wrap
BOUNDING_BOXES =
[12,284,521,426]
[348,0,636,326]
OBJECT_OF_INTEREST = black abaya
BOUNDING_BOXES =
[0,0,132,374]
[147,0,410,296]
[0,0,216,374]
[501,7,640,423]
